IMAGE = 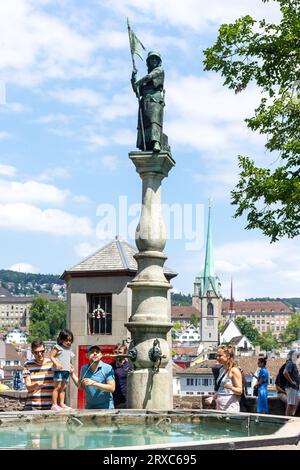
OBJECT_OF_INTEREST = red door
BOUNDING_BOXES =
[77,344,115,408]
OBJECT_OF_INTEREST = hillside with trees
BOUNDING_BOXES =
[0,270,65,298]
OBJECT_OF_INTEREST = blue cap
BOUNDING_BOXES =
[87,345,101,354]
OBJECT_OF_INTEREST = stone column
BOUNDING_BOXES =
[126,150,175,409]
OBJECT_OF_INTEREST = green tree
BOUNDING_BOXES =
[280,313,300,346]
[235,316,260,345]
[189,313,199,328]
[258,331,279,351]
[28,297,66,341]
[203,0,300,241]
[173,322,183,330]
[28,322,50,343]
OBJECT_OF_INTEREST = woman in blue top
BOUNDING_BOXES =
[253,357,269,413]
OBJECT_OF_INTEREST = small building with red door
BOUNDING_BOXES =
[61,237,176,407]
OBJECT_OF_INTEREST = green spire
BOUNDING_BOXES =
[201,201,219,296]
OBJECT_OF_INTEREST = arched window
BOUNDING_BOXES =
[207,302,214,316]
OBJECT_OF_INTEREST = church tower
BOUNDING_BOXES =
[193,203,222,350]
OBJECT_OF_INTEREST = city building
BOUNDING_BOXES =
[4,328,28,345]
[0,287,58,329]
[173,356,286,397]
[221,300,293,338]
[0,340,23,387]
[192,204,222,350]
[220,320,255,356]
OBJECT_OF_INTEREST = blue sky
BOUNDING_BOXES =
[1,0,299,300]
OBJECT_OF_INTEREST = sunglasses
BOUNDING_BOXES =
[32,350,45,355]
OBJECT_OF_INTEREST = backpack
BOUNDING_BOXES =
[275,364,288,391]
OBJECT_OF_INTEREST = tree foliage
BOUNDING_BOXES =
[259,331,279,351]
[203,0,300,241]
[171,292,192,306]
[189,313,199,328]
[279,313,300,346]
[235,316,261,345]
[28,297,66,342]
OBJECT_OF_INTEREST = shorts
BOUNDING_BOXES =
[54,370,70,383]
[286,387,298,406]
[216,394,240,412]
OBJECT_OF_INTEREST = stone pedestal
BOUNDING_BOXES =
[126,150,175,410]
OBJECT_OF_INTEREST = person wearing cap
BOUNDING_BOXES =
[283,349,300,416]
[73,345,115,409]
[131,50,165,152]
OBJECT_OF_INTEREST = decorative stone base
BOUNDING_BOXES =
[127,369,173,410]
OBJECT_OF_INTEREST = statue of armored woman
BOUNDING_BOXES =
[128,21,170,153]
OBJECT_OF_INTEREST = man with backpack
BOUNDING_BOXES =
[283,350,300,416]
[275,362,288,405]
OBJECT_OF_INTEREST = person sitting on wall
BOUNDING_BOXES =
[72,345,115,409]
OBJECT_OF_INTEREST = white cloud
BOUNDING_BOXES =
[34,113,70,124]
[212,238,300,298]
[0,179,69,205]
[83,134,109,149]
[0,0,97,86]
[38,167,71,181]
[215,240,281,274]
[8,262,40,273]
[165,74,263,155]
[100,155,119,172]
[105,0,281,31]
[49,88,104,108]
[0,131,13,141]
[0,164,17,177]
[0,203,92,236]
[74,242,100,258]
[173,236,300,299]
[1,102,30,113]
[73,195,91,205]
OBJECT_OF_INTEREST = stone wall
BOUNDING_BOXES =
[1,390,299,416]
[174,394,300,416]
[0,391,27,412]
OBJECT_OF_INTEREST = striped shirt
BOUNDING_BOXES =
[23,358,54,410]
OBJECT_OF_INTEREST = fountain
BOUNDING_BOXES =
[1,25,300,453]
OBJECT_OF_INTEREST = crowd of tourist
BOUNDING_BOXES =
[22,329,131,411]
[21,329,300,414]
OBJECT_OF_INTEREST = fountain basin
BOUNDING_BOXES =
[0,409,299,450]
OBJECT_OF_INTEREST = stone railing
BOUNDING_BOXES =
[173,394,300,416]
[1,390,298,416]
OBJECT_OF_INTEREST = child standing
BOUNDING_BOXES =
[50,329,75,411]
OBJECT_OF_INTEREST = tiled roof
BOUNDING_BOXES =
[229,335,244,345]
[222,300,292,314]
[0,293,57,304]
[173,347,199,356]
[0,287,12,297]
[62,238,176,278]
[237,356,286,376]
[171,306,200,319]
[0,341,20,361]
[172,361,184,371]
[174,356,286,378]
